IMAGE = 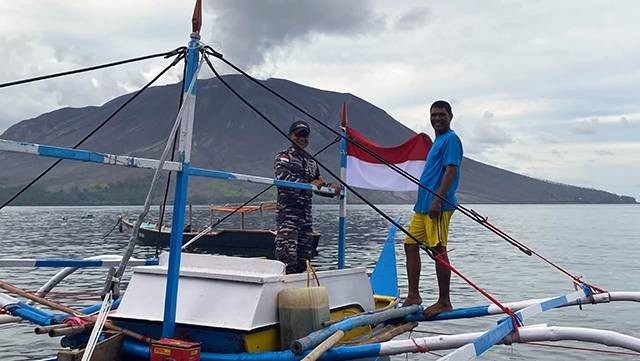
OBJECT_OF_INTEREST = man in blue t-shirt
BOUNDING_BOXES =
[403,100,463,319]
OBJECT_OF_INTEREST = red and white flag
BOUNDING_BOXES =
[345,127,432,191]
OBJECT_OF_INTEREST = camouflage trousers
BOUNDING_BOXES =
[275,210,314,274]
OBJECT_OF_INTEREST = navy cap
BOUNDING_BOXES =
[289,120,310,135]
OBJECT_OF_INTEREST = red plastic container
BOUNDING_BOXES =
[150,338,201,361]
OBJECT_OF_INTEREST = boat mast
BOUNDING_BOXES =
[162,0,202,338]
[338,103,348,269]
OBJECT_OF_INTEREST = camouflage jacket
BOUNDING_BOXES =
[274,146,320,211]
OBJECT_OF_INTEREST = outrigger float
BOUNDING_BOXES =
[1,2,640,360]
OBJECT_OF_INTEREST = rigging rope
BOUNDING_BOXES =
[0,51,186,212]
[105,56,205,298]
[0,48,185,89]
[181,136,342,251]
[204,47,602,293]
[101,217,122,240]
[410,329,640,357]
[203,48,528,253]
[80,291,112,361]
[204,53,519,316]
[156,55,188,256]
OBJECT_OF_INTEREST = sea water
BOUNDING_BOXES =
[0,204,638,360]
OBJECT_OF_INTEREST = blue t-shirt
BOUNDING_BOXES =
[413,130,463,213]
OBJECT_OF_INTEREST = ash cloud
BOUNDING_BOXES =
[205,0,386,72]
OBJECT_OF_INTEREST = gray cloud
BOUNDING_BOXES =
[572,118,600,135]
[0,37,165,132]
[472,111,513,146]
[2,0,640,198]
[507,152,532,161]
[392,7,430,31]
[205,0,386,71]
[551,149,567,159]
[594,149,614,156]
[456,111,513,157]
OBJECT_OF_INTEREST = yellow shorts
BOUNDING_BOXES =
[404,211,454,247]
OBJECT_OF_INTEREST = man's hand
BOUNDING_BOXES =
[329,183,341,197]
[310,179,324,188]
[428,198,442,219]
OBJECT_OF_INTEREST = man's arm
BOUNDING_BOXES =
[309,164,323,187]
[428,165,458,218]
[310,163,340,197]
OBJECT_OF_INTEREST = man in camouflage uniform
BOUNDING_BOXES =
[274,120,339,274]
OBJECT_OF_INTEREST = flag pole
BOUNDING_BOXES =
[337,103,348,269]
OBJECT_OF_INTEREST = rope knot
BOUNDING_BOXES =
[63,316,90,327]
[411,338,429,353]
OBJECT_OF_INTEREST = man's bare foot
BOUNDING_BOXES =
[402,295,422,307]
[422,301,452,318]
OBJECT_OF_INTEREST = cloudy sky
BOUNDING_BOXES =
[1,1,639,199]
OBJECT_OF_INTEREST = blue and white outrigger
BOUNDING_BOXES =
[1,2,640,360]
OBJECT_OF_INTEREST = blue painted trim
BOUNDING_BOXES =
[183,37,200,96]
[472,318,513,356]
[16,301,53,316]
[273,179,313,190]
[540,295,567,312]
[10,298,121,325]
[34,259,103,267]
[123,339,382,361]
[337,217,346,269]
[189,166,317,191]
[6,302,53,325]
[162,163,191,338]
[123,339,150,359]
[161,32,199,338]
[79,298,121,316]
[115,319,250,353]
[189,167,237,180]
[320,344,381,361]
[29,258,158,268]
[337,126,347,269]
[403,305,491,322]
[293,305,421,354]
[459,287,591,358]
[145,258,160,265]
[38,144,105,164]
[370,220,398,297]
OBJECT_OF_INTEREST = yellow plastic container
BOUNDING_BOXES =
[277,286,330,350]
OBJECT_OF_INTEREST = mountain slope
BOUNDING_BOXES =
[0,75,635,205]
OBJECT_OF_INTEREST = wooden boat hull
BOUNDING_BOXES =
[120,218,320,259]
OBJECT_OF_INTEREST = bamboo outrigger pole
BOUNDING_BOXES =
[0,279,153,343]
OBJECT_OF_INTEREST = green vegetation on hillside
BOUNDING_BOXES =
[0,177,280,206]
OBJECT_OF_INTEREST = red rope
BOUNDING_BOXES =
[411,338,429,353]
[433,251,516,320]
[525,341,640,357]
[480,218,607,294]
